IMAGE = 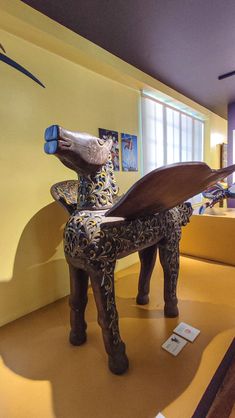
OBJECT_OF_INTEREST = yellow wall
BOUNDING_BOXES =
[0,23,140,326]
[0,0,228,325]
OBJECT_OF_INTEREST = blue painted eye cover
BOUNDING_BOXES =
[44,125,59,154]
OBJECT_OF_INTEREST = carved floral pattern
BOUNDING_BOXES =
[51,156,119,213]
[51,180,78,214]
[64,202,193,345]
[78,155,119,209]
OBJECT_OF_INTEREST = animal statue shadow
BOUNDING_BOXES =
[44,124,235,375]
[0,201,69,331]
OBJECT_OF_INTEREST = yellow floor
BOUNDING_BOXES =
[0,256,235,418]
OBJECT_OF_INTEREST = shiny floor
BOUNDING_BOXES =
[0,256,235,418]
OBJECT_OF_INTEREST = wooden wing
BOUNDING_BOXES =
[105,162,235,219]
[51,180,78,215]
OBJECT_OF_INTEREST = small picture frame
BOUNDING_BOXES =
[121,133,138,172]
[220,143,227,168]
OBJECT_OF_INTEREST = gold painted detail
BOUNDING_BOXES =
[64,202,193,345]
[78,155,118,209]
[51,180,78,214]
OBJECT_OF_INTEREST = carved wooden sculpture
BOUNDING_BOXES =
[44,125,235,374]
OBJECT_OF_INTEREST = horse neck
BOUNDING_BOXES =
[78,156,119,210]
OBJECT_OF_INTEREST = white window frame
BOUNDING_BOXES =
[141,94,205,205]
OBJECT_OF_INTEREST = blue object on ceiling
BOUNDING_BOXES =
[0,43,6,53]
[0,51,45,88]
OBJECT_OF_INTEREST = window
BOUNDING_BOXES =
[141,95,205,205]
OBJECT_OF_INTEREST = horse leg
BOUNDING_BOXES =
[136,244,158,305]
[68,263,89,345]
[89,261,129,375]
[159,242,180,317]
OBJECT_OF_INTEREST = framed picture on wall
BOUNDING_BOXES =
[121,133,138,171]
[99,128,120,171]
[220,143,227,168]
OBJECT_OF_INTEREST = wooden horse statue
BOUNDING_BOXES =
[44,125,235,374]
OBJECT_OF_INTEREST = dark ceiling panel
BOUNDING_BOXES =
[21,0,235,119]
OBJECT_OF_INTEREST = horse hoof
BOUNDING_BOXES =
[164,304,179,318]
[108,352,129,375]
[136,294,149,305]
[69,331,87,346]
